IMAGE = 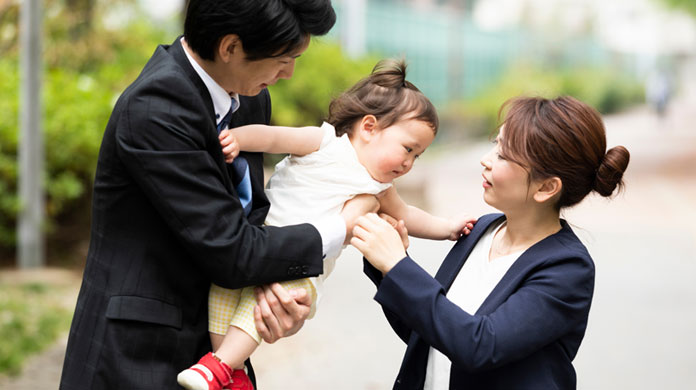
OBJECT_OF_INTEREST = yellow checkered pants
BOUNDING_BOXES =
[208,278,317,343]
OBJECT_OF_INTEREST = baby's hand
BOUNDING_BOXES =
[219,129,240,163]
[449,214,478,240]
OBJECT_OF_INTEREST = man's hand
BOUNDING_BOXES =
[253,283,312,344]
[341,194,380,244]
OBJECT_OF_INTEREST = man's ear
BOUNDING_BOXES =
[357,115,378,142]
[218,34,242,62]
[533,176,562,204]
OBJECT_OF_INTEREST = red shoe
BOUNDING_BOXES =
[177,352,232,390]
[225,369,254,390]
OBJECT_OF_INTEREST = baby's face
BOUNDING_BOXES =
[358,119,435,183]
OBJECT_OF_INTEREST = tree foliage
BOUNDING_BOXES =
[661,0,696,17]
[0,1,376,254]
[0,0,168,249]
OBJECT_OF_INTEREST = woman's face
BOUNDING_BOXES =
[480,128,535,213]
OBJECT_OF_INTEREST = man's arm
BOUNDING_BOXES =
[116,80,323,289]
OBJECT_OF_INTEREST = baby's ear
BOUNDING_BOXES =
[358,115,378,141]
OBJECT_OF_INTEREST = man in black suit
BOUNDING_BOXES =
[60,1,373,388]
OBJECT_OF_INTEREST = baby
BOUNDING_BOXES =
[178,59,475,390]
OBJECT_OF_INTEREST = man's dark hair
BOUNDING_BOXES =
[184,0,336,61]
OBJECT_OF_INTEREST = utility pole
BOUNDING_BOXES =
[18,0,44,268]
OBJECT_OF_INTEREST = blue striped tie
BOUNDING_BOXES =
[217,98,252,216]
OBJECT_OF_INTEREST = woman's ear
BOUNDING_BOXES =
[357,115,378,142]
[533,176,562,204]
[217,34,242,63]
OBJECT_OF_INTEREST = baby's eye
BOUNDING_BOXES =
[404,146,413,153]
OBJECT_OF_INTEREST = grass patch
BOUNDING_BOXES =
[0,280,73,376]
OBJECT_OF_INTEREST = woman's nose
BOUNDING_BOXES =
[480,150,493,168]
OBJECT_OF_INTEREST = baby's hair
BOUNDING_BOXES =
[497,96,630,209]
[327,58,439,137]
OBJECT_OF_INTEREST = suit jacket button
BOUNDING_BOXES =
[301,266,309,275]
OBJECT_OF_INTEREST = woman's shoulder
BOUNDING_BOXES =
[537,220,595,268]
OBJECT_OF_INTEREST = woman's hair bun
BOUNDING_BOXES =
[594,145,630,197]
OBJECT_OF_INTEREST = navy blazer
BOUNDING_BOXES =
[60,37,324,389]
[365,213,595,389]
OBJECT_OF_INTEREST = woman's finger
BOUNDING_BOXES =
[351,224,369,241]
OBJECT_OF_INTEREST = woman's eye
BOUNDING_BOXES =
[496,153,506,160]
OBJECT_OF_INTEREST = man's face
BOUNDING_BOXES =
[221,37,310,96]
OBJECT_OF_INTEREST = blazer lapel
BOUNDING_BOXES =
[476,219,572,315]
[435,213,505,291]
[167,37,235,191]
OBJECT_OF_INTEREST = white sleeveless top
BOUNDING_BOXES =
[264,122,392,289]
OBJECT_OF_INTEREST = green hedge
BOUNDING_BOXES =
[0,14,170,249]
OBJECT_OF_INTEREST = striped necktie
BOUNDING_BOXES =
[217,97,252,216]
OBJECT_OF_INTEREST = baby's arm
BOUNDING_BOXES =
[219,124,324,162]
[377,186,476,240]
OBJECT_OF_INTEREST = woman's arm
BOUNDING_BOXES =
[352,216,594,371]
[219,125,324,160]
[378,186,475,240]
[375,255,594,371]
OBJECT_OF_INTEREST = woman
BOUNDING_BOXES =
[351,96,630,389]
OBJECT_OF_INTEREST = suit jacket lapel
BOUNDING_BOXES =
[435,213,505,291]
[475,219,572,315]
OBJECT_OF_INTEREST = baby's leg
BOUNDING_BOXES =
[213,279,318,368]
[177,284,242,390]
[212,286,260,369]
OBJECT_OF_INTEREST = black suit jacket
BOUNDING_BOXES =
[60,37,324,390]
[365,214,595,389]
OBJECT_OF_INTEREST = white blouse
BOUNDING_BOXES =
[424,221,523,390]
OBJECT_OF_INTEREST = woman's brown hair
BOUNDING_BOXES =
[327,58,439,136]
[498,96,630,209]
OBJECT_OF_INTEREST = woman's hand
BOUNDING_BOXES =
[218,129,240,163]
[351,213,408,274]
